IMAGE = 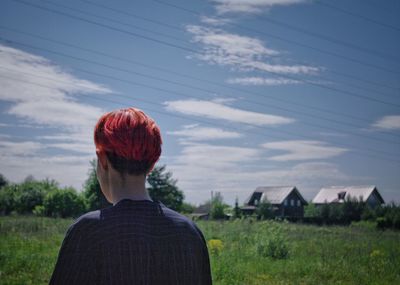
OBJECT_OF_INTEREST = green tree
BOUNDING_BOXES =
[0,178,61,215]
[147,165,184,211]
[43,188,86,218]
[256,198,273,220]
[0,173,8,189]
[320,203,331,223]
[233,197,242,219]
[83,160,111,211]
[304,203,319,218]
[210,192,226,220]
[180,202,195,214]
[0,184,18,215]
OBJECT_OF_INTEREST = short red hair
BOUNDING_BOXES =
[94,107,162,175]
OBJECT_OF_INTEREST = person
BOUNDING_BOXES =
[49,107,212,285]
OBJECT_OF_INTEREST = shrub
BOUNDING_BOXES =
[376,217,389,230]
[256,223,289,259]
[256,199,273,220]
[210,192,227,220]
[304,203,319,218]
[0,180,58,215]
[0,184,18,215]
[43,188,86,218]
[32,205,45,216]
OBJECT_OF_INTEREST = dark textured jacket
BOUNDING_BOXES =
[49,199,212,285]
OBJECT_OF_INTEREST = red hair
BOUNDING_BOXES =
[94,107,162,174]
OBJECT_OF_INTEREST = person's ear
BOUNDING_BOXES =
[96,149,108,170]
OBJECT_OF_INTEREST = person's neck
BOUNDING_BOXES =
[109,173,152,205]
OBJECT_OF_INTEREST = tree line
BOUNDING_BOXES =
[0,162,186,218]
[252,197,400,230]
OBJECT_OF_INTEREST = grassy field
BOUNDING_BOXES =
[1,216,399,285]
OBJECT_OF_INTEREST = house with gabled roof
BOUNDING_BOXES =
[241,186,308,218]
[312,185,385,208]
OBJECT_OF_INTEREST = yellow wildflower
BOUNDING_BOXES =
[208,239,224,255]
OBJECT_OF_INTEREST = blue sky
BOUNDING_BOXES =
[0,0,399,205]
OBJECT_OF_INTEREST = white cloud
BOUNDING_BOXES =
[186,25,318,75]
[168,124,242,141]
[372,115,400,130]
[211,0,307,14]
[227,76,301,85]
[164,99,294,126]
[187,25,279,56]
[0,44,112,189]
[0,138,94,189]
[0,140,43,156]
[261,140,348,161]
[167,141,351,204]
[0,44,111,139]
[0,151,94,189]
[200,16,232,26]
[211,97,238,105]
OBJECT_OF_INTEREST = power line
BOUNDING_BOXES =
[1,27,399,141]
[5,1,400,109]
[4,26,397,138]
[153,0,400,64]
[11,0,199,54]
[63,0,398,99]
[1,73,399,164]
[81,0,400,91]
[40,0,189,45]
[2,61,399,147]
[0,25,383,126]
[2,37,400,146]
[316,0,400,33]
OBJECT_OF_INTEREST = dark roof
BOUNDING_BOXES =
[244,186,307,206]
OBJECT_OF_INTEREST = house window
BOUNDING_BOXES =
[297,200,301,207]
[291,199,294,207]
[284,199,288,206]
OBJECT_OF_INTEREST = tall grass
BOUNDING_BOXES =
[1,216,399,284]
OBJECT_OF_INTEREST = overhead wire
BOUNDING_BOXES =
[315,0,400,33]
[44,0,398,100]
[153,0,400,64]
[2,37,400,146]
[81,0,399,92]
[40,0,189,45]
[1,73,399,165]
[3,0,400,160]
[7,0,400,108]
[4,24,399,134]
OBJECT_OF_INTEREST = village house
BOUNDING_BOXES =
[241,186,308,218]
[312,185,385,208]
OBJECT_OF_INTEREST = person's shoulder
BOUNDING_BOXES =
[68,210,101,234]
[158,203,205,238]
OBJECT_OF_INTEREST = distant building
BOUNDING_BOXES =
[241,186,308,218]
[312,185,385,208]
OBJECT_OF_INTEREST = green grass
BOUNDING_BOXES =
[1,216,399,285]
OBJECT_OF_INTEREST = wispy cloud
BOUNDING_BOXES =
[261,140,348,161]
[167,124,242,141]
[211,0,308,14]
[164,99,294,126]
[168,141,352,203]
[0,140,43,156]
[371,115,400,130]
[200,16,232,26]
[227,76,301,85]
[186,25,319,75]
[0,44,112,188]
[0,44,111,133]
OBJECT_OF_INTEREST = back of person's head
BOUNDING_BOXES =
[94,107,162,176]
